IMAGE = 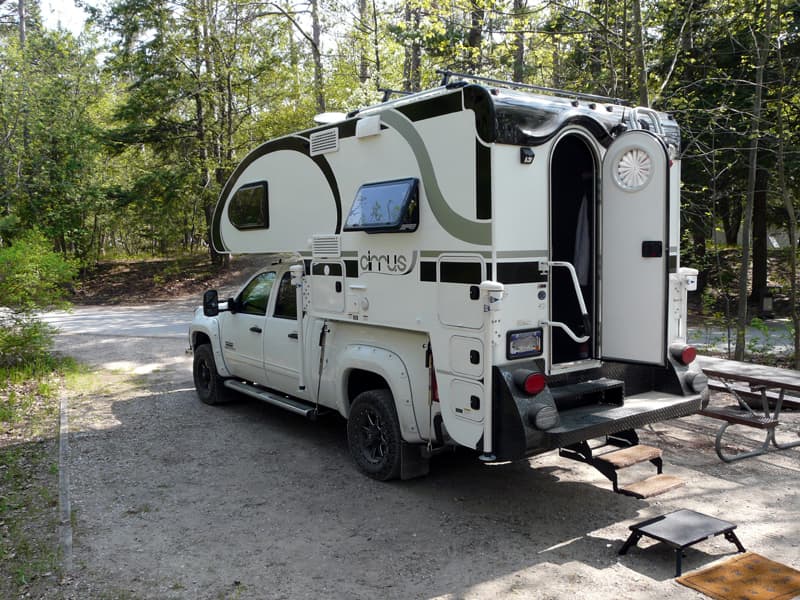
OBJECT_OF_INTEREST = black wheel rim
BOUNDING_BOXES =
[360,407,388,465]
[197,359,211,391]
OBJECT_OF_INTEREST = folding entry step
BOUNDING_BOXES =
[559,431,685,499]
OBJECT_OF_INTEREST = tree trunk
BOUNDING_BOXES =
[751,166,768,303]
[774,11,800,367]
[466,0,484,72]
[630,0,649,106]
[311,0,325,113]
[358,0,369,83]
[512,0,525,82]
[371,0,381,88]
[18,0,26,46]
[734,0,771,360]
[721,197,742,246]
[403,4,421,91]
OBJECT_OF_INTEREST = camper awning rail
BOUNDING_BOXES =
[437,70,630,106]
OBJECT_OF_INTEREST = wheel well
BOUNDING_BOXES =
[193,332,211,349]
[347,369,390,408]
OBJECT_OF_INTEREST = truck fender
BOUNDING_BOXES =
[334,344,423,444]
[190,319,232,378]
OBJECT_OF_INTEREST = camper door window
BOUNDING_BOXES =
[229,182,269,230]
[343,178,419,233]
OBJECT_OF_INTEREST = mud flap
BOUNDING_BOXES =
[400,442,430,480]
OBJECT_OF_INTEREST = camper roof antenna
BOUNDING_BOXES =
[610,107,629,137]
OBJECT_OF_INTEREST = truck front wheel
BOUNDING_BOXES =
[193,344,229,405]
[347,389,402,481]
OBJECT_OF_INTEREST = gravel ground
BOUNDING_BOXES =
[47,320,800,600]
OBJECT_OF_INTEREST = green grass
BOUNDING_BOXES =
[0,354,83,598]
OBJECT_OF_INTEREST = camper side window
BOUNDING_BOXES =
[343,178,419,233]
[229,182,269,230]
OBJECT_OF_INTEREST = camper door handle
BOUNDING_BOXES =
[469,286,480,300]
[288,332,299,339]
[249,326,262,333]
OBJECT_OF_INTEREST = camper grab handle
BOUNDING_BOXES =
[546,261,589,315]
[540,320,590,344]
[541,261,591,344]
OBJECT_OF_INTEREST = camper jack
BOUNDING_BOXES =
[189,74,708,494]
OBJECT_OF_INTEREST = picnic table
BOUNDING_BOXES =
[697,356,800,462]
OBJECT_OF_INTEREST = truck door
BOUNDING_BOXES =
[220,270,276,384]
[600,130,669,365]
[262,270,308,397]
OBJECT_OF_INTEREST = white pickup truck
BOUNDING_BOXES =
[190,258,435,481]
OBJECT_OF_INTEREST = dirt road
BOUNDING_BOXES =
[52,308,800,600]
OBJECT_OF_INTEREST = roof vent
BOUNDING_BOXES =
[310,128,339,156]
[312,234,341,258]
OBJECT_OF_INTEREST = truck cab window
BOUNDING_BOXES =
[273,272,297,320]
[238,271,276,315]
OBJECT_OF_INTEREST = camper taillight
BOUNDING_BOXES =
[513,370,547,396]
[670,343,697,365]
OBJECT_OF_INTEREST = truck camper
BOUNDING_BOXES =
[190,72,708,497]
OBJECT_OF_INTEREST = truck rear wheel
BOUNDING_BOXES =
[193,344,229,405]
[347,389,402,481]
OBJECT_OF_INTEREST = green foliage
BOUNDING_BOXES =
[0,0,796,356]
[0,354,76,597]
[0,315,57,370]
[0,230,77,312]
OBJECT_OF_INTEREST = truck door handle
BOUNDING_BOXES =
[249,326,262,333]
[288,332,298,339]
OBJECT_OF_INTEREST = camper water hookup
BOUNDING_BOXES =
[189,73,707,494]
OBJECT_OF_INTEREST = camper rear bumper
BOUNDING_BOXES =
[538,392,702,449]
[489,365,702,460]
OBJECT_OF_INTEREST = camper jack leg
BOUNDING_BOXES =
[479,280,505,462]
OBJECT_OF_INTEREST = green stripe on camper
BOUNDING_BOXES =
[381,109,492,246]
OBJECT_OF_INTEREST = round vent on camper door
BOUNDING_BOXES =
[614,147,652,191]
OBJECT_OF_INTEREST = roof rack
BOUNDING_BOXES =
[379,88,413,103]
[437,70,630,106]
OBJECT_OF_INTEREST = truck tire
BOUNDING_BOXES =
[347,389,402,481]
[193,344,229,405]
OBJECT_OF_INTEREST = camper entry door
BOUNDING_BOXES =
[600,130,669,365]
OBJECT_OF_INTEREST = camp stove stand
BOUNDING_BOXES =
[619,509,746,576]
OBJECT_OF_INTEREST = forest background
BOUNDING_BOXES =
[0,0,799,364]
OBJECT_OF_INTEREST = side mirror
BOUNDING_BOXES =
[226,297,237,313]
[203,290,219,317]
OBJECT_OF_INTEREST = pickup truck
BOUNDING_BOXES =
[189,258,434,481]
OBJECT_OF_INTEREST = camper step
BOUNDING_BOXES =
[549,378,624,411]
[619,474,685,499]
[595,444,662,470]
[224,380,319,418]
[544,393,702,449]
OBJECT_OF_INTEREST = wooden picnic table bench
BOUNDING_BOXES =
[697,357,800,463]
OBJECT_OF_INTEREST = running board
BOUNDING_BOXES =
[224,380,318,418]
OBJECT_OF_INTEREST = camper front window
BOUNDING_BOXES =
[229,181,269,230]
[343,178,419,233]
